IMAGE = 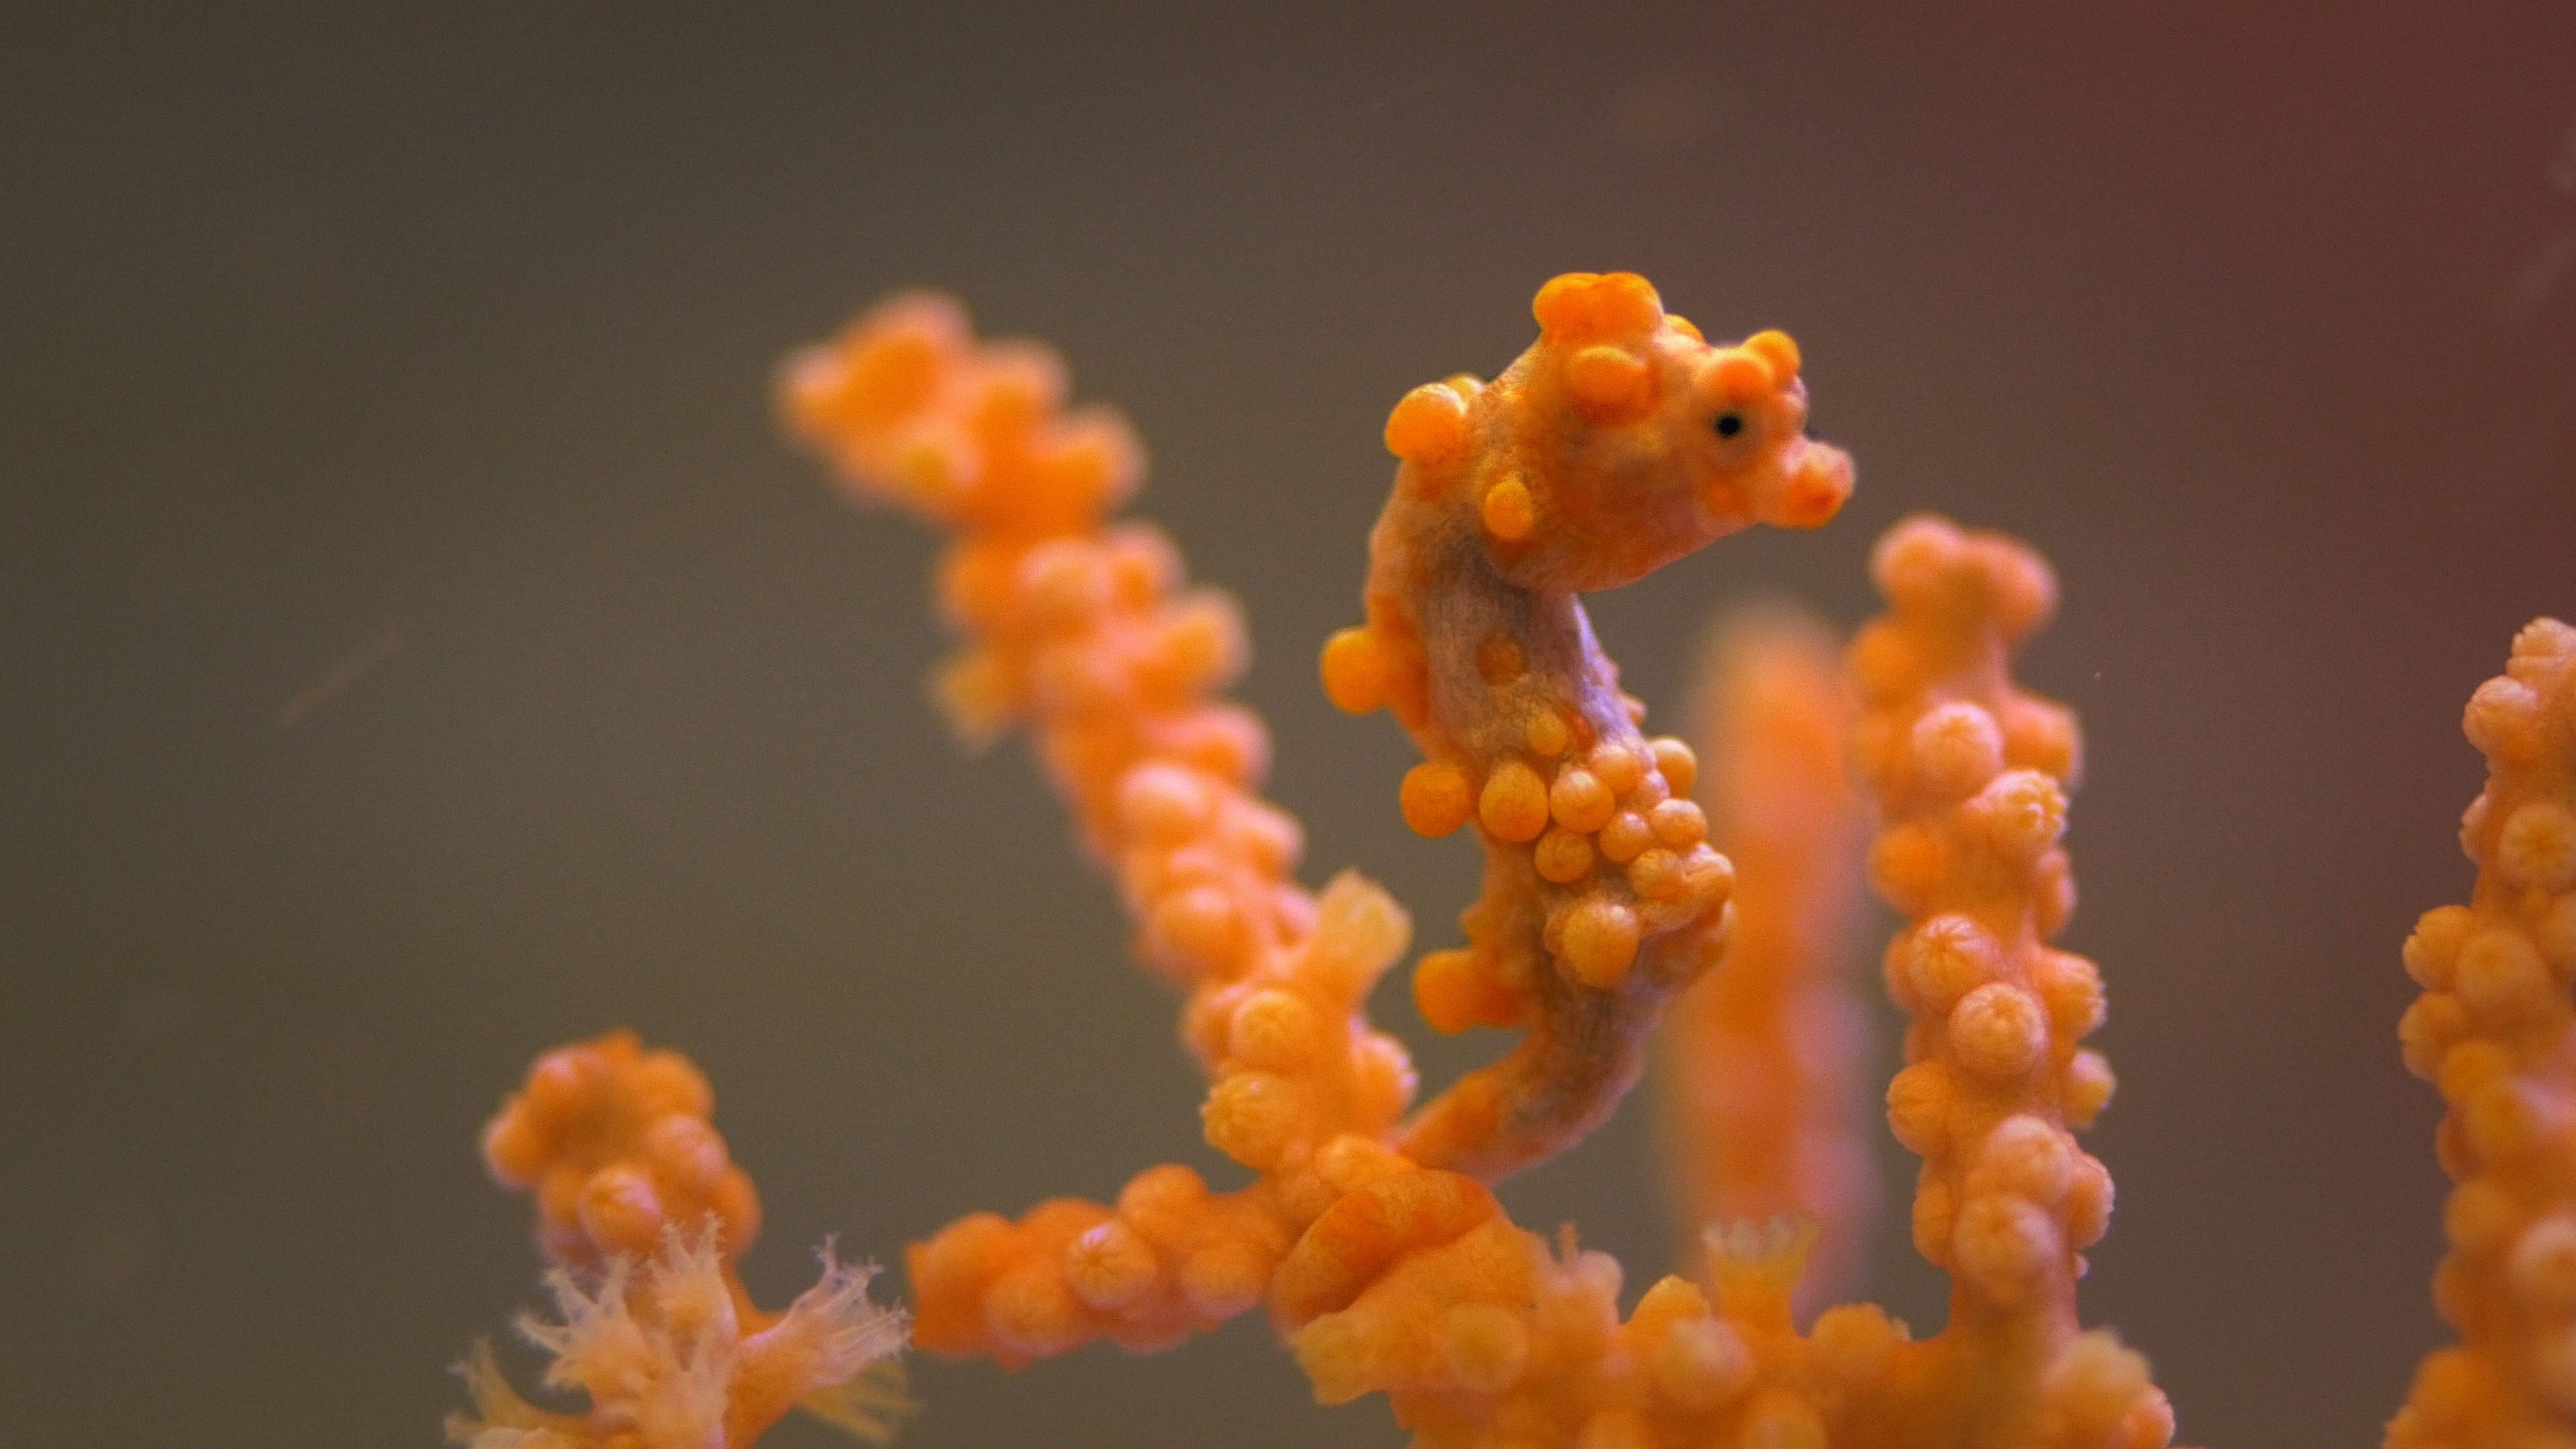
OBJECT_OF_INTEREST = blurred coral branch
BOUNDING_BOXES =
[1662,606,1872,1315]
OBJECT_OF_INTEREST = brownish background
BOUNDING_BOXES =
[7,5,2575,1445]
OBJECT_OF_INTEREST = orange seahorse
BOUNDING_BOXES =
[1320,270,1854,1181]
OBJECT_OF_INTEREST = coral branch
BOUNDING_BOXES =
[898,874,1418,1366]
[2391,617,2576,1448]
[782,296,1423,1366]
[1662,606,1874,1312]
[1843,515,2171,1447]
[1326,271,1854,1181]
[457,1032,908,1448]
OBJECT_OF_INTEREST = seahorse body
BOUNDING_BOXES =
[1322,271,1854,1181]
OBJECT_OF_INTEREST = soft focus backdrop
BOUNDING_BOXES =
[9,5,2576,1445]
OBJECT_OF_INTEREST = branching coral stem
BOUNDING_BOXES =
[780,291,1416,1367]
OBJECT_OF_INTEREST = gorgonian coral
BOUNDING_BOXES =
[451,273,2567,1449]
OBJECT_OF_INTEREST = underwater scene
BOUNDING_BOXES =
[11,7,2576,1446]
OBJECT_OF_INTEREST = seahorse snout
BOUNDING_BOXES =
[1760,441,1854,531]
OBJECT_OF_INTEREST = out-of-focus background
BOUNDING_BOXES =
[7,5,2574,1444]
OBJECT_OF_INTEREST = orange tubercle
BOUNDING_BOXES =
[1321,626,1392,714]
[1401,761,1476,837]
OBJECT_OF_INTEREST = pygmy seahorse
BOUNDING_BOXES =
[1320,270,1854,1182]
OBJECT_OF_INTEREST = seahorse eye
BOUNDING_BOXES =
[1713,412,1744,439]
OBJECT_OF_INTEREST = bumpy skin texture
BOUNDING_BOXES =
[2392,618,2576,1449]
[1660,607,1874,1315]
[456,1032,909,1448]
[1323,271,1854,1181]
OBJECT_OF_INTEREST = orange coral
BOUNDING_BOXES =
[441,269,2576,1448]
[1839,516,2171,1448]
[781,288,1418,1368]
[2392,618,2576,1448]
[1661,607,1873,1313]
[454,1031,908,1448]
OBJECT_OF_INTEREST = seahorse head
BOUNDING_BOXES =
[1383,272,1854,594]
